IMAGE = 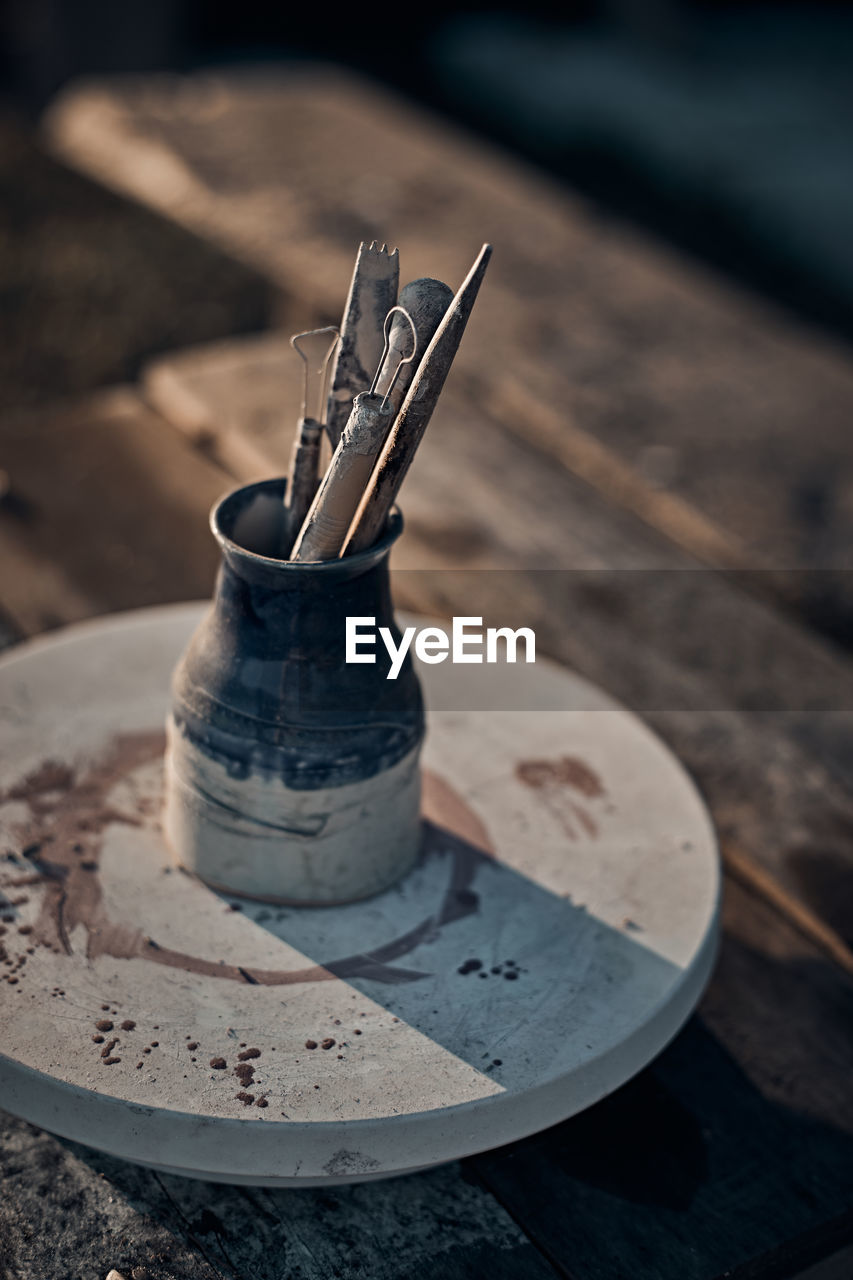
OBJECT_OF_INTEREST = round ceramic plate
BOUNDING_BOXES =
[0,604,719,1185]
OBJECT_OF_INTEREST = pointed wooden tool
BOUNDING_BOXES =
[343,244,492,555]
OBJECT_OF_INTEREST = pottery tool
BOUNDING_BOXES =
[371,277,454,416]
[343,243,492,556]
[289,279,452,561]
[282,326,339,550]
[290,308,418,562]
[325,241,400,449]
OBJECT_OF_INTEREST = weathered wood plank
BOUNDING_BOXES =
[790,1240,853,1280]
[2,383,852,1279]
[722,1212,853,1280]
[10,64,852,1280]
[0,113,276,414]
[142,334,853,957]
[0,1117,225,1280]
[0,1115,556,1280]
[471,876,853,1280]
[143,333,300,481]
[0,389,226,635]
[45,69,853,639]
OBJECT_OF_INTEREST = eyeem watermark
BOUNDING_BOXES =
[346,616,536,680]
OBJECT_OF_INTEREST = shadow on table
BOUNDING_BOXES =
[194,815,687,1099]
[40,944,853,1280]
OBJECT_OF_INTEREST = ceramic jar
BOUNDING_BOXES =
[163,478,424,904]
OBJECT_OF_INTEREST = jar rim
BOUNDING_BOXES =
[210,476,402,573]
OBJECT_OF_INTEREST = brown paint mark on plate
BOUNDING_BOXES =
[570,801,598,839]
[5,761,75,802]
[0,732,158,960]
[516,756,606,840]
[516,757,604,798]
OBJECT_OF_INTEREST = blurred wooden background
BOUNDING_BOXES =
[0,62,852,1280]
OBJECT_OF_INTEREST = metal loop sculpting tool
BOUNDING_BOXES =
[290,326,340,423]
[283,326,340,552]
[370,278,453,416]
[369,306,418,408]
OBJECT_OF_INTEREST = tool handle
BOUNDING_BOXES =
[325,242,399,449]
[290,394,393,560]
[282,417,323,553]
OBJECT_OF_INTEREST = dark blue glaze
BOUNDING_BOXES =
[170,478,424,789]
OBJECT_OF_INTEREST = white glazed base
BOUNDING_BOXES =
[0,604,720,1186]
[163,720,422,904]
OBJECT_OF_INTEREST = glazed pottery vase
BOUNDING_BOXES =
[163,478,424,903]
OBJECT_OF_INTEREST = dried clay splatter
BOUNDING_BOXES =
[516,756,606,840]
[0,736,497,990]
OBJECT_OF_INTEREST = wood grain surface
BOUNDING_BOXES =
[0,115,274,414]
[45,68,853,642]
[1,381,852,1279]
[0,63,851,1280]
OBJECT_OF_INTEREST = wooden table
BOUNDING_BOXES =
[1,65,852,1280]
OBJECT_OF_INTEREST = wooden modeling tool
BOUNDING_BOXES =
[325,241,399,449]
[344,244,492,555]
[282,326,339,550]
[371,277,453,415]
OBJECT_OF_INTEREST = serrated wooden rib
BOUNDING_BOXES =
[324,241,399,448]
